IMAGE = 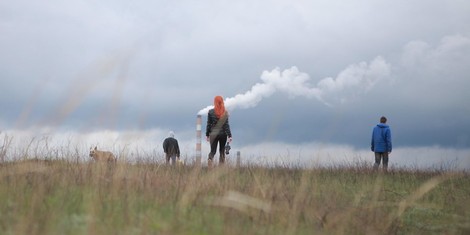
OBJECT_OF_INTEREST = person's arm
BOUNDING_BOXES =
[386,129,392,153]
[205,113,210,137]
[163,139,167,153]
[176,140,180,158]
[225,116,232,142]
[206,111,212,141]
[371,130,375,152]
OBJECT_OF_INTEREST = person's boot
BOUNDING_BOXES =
[208,152,215,168]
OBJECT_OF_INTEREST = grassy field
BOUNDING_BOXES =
[0,159,468,235]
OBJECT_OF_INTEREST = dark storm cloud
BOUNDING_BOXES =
[1,0,470,152]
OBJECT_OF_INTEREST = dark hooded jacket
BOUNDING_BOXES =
[163,137,180,157]
[206,109,232,138]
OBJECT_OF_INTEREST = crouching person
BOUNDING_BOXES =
[163,131,180,165]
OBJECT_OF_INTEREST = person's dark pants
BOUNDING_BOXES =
[208,134,227,164]
[166,153,177,165]
[374,152,389,170]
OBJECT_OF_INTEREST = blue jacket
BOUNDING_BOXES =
[371,123,392,153]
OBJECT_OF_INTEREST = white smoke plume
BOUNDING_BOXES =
[198,56,390,115]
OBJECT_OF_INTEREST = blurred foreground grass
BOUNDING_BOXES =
[0,159,469,235]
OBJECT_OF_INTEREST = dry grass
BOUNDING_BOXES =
[0,158,468,235]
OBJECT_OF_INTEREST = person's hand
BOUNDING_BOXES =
[228,137,233,143]
[206,136,210,142]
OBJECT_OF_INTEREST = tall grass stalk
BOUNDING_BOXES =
[0,158,469,235]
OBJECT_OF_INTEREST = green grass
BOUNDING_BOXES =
[0,159,469,235]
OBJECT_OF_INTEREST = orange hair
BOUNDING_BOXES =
[214,96,226,118]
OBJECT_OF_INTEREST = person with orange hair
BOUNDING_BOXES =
[206,96,232,166]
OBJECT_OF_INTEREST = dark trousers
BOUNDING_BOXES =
[208,134,227,163]
[166,153,177,165]
[374,152,389,170]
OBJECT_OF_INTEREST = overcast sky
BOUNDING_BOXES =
[1,0,469,168]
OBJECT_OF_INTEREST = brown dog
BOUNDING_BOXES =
[89,146,116,162]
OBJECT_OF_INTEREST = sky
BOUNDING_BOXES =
[1,0,470,169]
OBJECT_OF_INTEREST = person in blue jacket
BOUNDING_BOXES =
[371,116,392,171]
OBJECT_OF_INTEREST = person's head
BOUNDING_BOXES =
[214,96,226,118]
[380,116,387,124]
[168,131,175,138]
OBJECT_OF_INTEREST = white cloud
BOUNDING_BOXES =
[2,129,468,170]
[237,142,470,170]
[401,34,470,70]
[395,34,470,111]
[317,56,391,103]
